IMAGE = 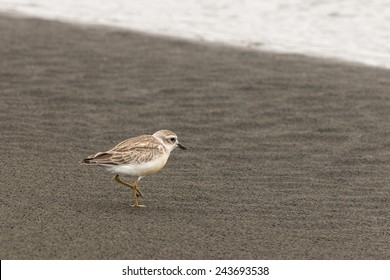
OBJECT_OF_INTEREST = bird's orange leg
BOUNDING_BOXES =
[130,178,145,208]
[113,174,143,197]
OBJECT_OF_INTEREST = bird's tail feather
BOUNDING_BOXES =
[80,152,112,165]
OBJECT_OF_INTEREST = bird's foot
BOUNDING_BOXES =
[131,204,146,208]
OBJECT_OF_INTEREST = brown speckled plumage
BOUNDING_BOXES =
[82,135,166,165]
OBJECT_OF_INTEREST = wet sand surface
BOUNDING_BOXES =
[1,14,390,259]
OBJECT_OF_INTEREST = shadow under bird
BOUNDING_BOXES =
[81,129,187,208]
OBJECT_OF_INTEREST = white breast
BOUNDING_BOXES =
[101,153,170,177]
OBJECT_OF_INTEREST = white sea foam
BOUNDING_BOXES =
[1,0,389,68]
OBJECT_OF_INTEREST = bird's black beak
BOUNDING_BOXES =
[177,143,187,150]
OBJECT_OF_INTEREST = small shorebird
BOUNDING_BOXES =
[81,130,187,208]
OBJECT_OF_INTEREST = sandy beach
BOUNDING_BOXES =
[1,14,390,259]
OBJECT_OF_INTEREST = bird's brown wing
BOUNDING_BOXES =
[81,135,165,165]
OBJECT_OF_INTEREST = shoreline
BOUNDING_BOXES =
[0,10,387,71]
[1,14,390,259]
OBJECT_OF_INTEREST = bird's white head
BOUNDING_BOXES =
[153,130,187,153]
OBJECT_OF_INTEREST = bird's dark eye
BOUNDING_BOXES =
[170,137,176,142]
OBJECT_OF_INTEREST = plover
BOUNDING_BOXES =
[81,130,187,208]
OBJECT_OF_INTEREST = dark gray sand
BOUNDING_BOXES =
[1,14,390,259]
